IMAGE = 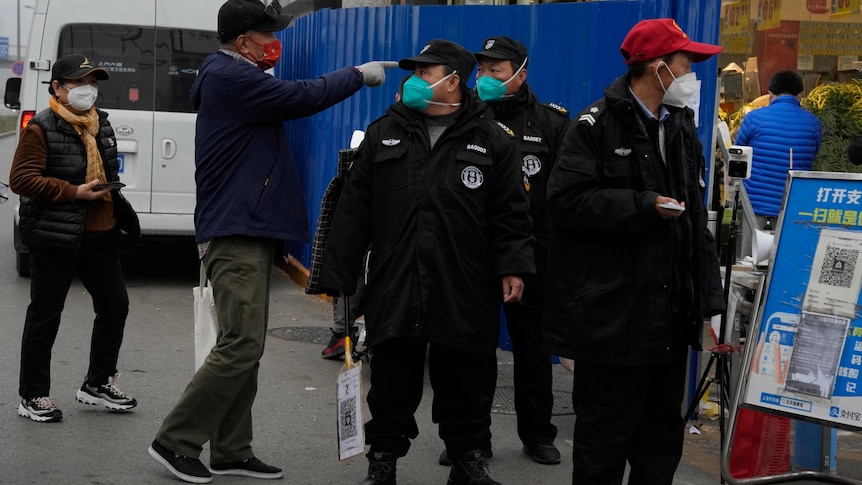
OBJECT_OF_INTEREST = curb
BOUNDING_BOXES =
[0,131,16,139]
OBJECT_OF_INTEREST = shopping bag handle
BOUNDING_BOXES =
[199,262,209,294]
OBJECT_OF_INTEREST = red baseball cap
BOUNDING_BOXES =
[620,18,722,66]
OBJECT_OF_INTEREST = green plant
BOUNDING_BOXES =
[801,80,862,173]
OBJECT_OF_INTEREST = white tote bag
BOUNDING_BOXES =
[193,263,218,371]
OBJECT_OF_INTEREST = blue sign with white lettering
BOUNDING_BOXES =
[0,37,8,59]
[743,171,862,431]
[117,154,125,173]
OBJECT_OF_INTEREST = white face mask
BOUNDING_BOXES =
[65,84,99,111]
[655,62,700,108]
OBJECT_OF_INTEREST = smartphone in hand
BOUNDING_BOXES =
[92,181,126,191]
[659,202,685,211]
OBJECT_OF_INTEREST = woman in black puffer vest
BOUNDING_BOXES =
[9,54,139,423]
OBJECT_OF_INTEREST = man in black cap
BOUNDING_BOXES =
[319,39,535,485]
[147,0,396,483]
[433,35,570,467]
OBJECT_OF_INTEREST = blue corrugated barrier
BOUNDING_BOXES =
[275,2,721,268]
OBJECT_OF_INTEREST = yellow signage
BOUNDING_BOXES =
[724,0,751,35]
[831,0,861,18]
[757,0,782,31]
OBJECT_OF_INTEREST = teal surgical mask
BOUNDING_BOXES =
[401,71,459,112]
[476,57,527,102]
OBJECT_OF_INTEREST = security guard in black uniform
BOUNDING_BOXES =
[472,35,570,465]
[319,39,535,485]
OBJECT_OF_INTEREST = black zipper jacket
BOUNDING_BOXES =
[544,74,725,365]
[319,89,535,354]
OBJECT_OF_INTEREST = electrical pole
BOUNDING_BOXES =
[17,0,21,60]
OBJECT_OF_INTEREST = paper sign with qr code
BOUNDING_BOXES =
[804,228,862,319]
[337,363,364,461]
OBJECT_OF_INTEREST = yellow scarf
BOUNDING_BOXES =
[49,96,111,201]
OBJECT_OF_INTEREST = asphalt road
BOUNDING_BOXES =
[1,131,858,484]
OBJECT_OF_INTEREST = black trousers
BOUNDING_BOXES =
[365,337,496,459]
[503,302,557,446]
[571,341,689,485]
[19,230,129,398]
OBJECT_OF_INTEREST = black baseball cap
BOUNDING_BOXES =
[399,40,476,85]
[49,54,109,94]
[474,36,528,68]
[218,0,294,42]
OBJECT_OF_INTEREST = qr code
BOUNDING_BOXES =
[818,245,859,288]
[339,396,358,439]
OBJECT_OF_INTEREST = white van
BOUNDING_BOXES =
[4,0,221,276]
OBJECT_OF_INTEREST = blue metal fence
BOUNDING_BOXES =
[275,2,721,267]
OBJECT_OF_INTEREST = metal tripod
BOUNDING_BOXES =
[684,179,743,484]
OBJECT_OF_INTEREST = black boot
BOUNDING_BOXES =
[439,448,492,466]
[360,451,397,485]
[447,450,500,485]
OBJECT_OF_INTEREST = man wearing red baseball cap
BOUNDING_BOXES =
[544,18,725,484]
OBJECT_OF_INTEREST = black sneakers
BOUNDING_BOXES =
[361,451,397,485]
[448,450,501,485]
[210,457,283,479]
[76,373,137,411]
[522,442,561,465]
[321,332,346,360]
[18,396,63,423]
[148,440,212,484]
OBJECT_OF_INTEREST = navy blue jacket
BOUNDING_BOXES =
[737,95,822,217]
[190,51,364,243]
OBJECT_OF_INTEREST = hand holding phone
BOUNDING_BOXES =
[659,202,685,211]
[92,181,126,191]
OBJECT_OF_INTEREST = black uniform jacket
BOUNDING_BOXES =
[544,74,725,366]
[486,84,570,306]
[319,90,535,355]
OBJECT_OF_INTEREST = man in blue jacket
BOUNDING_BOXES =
[148,0,395,483]
[736,70,822,253]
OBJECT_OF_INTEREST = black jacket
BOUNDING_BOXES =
[485,84,570,305]
[319,90,535,354]
[544,74,724,365]
[19,108,123,254]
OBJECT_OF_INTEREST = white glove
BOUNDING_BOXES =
[356,61,399,87]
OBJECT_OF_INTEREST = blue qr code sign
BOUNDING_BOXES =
[117,154,125,173]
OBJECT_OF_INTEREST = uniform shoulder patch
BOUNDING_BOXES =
[541,102,570,117]
[576,101,606,127]
[495,120,516,139]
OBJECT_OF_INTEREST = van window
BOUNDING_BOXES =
[58,24,218,113]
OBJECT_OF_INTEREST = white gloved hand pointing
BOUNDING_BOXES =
[356,61,399,87]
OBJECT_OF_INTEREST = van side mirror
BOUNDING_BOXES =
[5,77,22,110]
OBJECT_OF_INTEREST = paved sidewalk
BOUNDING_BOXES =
[4,256,853,484]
